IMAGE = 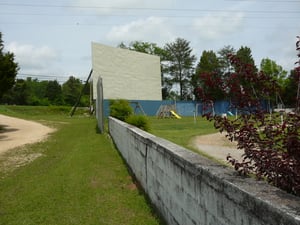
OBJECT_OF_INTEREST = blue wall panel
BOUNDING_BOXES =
[102,99,266,117]
[176,101,196,116]
[103,100,173,117]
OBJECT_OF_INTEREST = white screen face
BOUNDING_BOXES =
[92,42,162,100]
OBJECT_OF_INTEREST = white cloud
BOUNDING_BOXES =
[5,42,59,72]
[106,16,175,45]
[73,0,174,14]
[263,34,298,71]
[192,12,245,40]
[277,44,297,72]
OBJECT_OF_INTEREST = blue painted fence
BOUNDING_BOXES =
[102,99,252,117]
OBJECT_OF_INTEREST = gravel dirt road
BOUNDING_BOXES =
[0,114,54,155]
[191,132,244,163]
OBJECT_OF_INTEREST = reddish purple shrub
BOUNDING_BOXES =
[196,37,300,195]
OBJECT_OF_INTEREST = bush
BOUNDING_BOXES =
[109,99,150,131]
[109,99,133,121]
[196,38,300,196]
[125,115,150,131]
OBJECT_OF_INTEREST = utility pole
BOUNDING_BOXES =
[70,69,93,117]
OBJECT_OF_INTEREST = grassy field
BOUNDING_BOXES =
[148,116,218,150]
[0,106,163,225]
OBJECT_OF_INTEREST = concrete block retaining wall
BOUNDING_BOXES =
[109,117,300,225]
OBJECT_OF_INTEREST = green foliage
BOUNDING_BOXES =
[196,50,221,75]
[235,46,257,72]
[1,78,52,106]
[193,50,224,100]
[109,99,133,121]
[284,69,298,107]
[260,58,287,87]
[80,95,90,107]
[25,78,48,106]
[0,32,19,99]
[45,80,63,105]
[62,76,83,106]
[164,38,196,100]
[0,76,89,107]
[217,45,236,74]
[126,115,150,131]
[260,58,288,106]
[1,79,28,105]
[193,46,237,101]
[109,99,151,131]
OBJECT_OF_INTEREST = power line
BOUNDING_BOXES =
[17,73,86,83]
[1,11,299,19]
[0,2,299,14]
[1,20,297,29]
[225,0,299,2]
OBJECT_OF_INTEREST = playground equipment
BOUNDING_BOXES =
[130,101,146,115]
[156,104,181,119]
[170,110,182,119]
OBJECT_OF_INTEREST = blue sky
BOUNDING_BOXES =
[0,0,299,82]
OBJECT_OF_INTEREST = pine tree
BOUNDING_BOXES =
[164,38,196,100]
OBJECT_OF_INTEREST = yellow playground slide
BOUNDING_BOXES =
[170,110,182,119]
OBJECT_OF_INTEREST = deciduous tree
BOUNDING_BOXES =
[62,76,82,106]
[0,32,19,99]
[284,69,299,107]
[260,58,287,90]
[193,50,223,100]
[45,80,63,105]
[260,58,287,107]
[3,79,28,105]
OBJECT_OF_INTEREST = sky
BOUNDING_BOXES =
[0,0,299,83]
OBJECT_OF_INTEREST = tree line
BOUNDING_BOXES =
[1,30,299,108]
[0,76,89,106]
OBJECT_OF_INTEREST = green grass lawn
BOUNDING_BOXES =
[0,106,163,225]
[148,116,218,150]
